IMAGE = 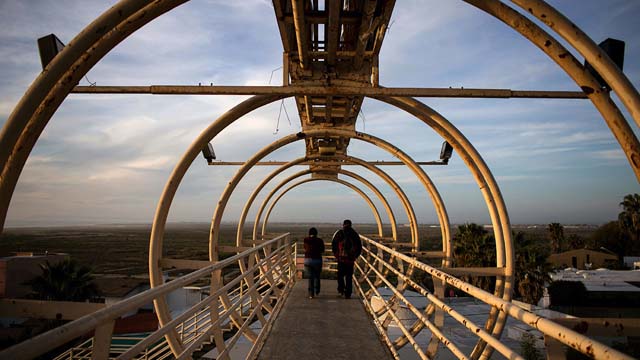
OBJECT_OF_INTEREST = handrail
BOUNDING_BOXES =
[355,235,633,360]
[117,241,290,360]
[1,233,293,360]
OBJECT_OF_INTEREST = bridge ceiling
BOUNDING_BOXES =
[272,0,395,174]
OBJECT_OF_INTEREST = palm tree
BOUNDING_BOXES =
[547,223,564,254]
[619,193,640,246]
[514,231,552,305]
[26,259,99,302]
[453,223,496,291]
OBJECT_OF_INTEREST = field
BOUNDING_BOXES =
[0,223,597,275]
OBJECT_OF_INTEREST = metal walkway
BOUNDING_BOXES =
[257,280,390,360]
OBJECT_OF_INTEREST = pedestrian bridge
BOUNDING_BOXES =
[1,0,639,359]
[0,233,634,360]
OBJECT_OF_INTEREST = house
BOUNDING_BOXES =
[548,249,617,270]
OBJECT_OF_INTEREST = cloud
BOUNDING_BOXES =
[1,1,639,227]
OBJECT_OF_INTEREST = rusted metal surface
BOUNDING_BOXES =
[465,0,640,183]
[1,1,639,359]
[208,160,448,165]
[512,0,640,128]
[355,236,633,360]
[71,85,589,98]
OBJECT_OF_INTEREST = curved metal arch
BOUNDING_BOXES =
[236,155,422,248]
[236,156,412,246]
[261,177,385,238]
[255,169,389,239]
[150,95,283,355]
[2,0,638,238]
[0,1,637,357]
[377,95,512,359]
[511,0,640,127]
[253,169,387,239]
[146,95,505,357]
[210,129,451,255]
[0,0,190,232]
[463,0,640,181]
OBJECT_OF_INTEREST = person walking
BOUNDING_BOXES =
[331,219,362,299]
[304,227,325,299]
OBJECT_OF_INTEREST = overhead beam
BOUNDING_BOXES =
[72,85,588,99]
[354,0,378,69]
[326,0,341,66]
[272,0,291,52]
[372,0,396,55]
[291,0,308,68]
[283,11,360,24]
[207,160,449,166]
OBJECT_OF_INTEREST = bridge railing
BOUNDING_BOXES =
[1,233,295,360]
[355,235,632,360]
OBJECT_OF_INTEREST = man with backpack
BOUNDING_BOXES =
[331,219,362,299]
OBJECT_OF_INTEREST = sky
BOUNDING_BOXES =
[0,0,639,228]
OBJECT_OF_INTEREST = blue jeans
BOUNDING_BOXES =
[337,262,354,297]
[304,258,322,295]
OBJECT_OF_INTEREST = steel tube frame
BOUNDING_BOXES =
[235,156,414,246]
[361,236,632,360]
[0,1,637,358]
[260,177,385,239]
[0,0,190,232]
[378,95,511,359]
[464,0,640,183]
[0,233,292,360]
[360,246,524,360]
[211,160,446,166]
[355,254,470,360]
[149,95,282,356]
[234,155,423,251]
[511,0,640,128]
[211,128,450,254]
[150,96,504,358]
[70,85,589,99]
[252,169,389,241]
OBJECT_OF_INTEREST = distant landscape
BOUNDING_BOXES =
[0,222,599,276]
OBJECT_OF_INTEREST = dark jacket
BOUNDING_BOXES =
[331,227,362,264]
[304,235,325,259]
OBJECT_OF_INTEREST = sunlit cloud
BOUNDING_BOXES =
[0,0,638,227]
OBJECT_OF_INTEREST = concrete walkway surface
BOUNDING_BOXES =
[257,279,391,359]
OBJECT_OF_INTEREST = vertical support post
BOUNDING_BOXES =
[91,320,115,360]
[282,52,289,86]
[372,55,379,86]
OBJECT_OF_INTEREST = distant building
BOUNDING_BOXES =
[548,249,617,270]
[0,252,68,298]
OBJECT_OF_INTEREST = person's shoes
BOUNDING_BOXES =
[315,290,320,296]
[309,292,314,299]
[344,294,351,299]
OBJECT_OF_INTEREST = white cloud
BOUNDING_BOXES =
[1,1,639,227]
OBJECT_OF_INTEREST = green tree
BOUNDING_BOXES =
[619,193,640,250]
[453,223,496,291]
[547,223,565,253]
[513,231,552,305]
[520,332,543,360]
[26,259,99,302]
[591,221,629,259]
[567,234,584,250]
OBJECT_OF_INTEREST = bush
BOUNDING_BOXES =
[520,333,543,360]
